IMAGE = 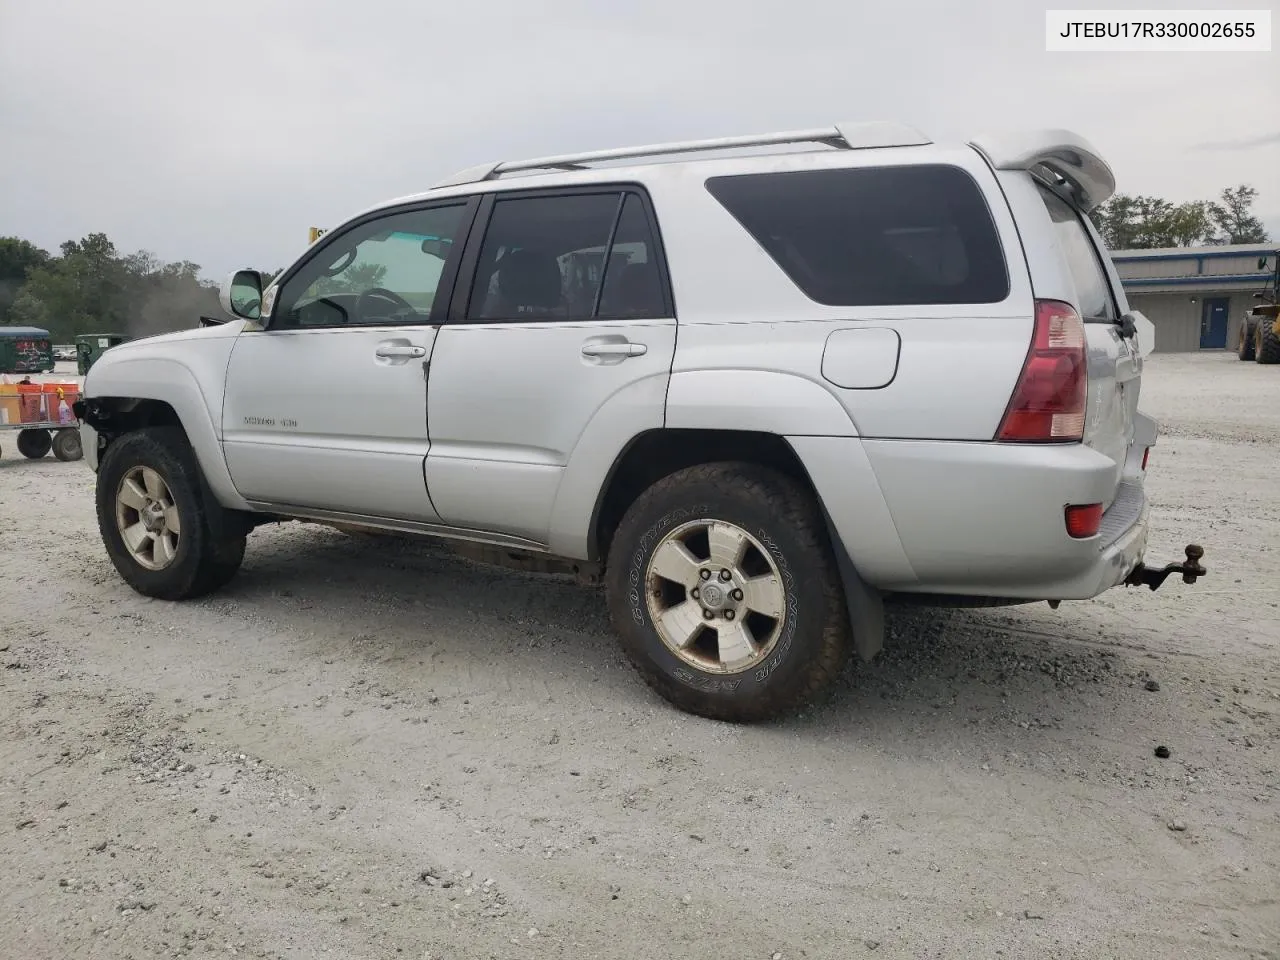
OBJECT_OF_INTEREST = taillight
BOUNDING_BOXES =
[1065,503,1103,539]
[1141,447,1150,471]
[996,300,1087,442]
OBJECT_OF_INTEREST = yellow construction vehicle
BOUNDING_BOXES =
[1238,250,1280,363]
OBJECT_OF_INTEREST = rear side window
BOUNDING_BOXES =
[1037,186,1118,320]
[705,165,1009,307]
[467,190,669,322]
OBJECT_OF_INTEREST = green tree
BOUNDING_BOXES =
[1090,195,1214,249]
[10,233,228,341]
[1207,185,1269,244]
[10,233,132,341]
[0,237,52,325]
[1161,201,1214,247]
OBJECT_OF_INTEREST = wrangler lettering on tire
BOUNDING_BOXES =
[605,462,851,722]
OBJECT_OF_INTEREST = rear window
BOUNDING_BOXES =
[1037,185,1118,320]
[704,165,1009,307]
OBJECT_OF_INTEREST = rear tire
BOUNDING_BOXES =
[51,428,83,461]
[1237,318,1256,361]
[96,427,247,600]
[17,428,52,459]
[605,462,852,723]
[1257,317,1280,365]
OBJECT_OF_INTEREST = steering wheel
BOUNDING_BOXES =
[355,287,415,323]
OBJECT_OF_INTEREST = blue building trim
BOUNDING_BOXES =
[1112,249,1275,264]
[1121,273,1269,288]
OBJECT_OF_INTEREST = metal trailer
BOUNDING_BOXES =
[0,326,55,374]
[0,384,83,461]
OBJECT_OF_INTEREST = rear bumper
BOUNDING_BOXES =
[792,427,1154,602]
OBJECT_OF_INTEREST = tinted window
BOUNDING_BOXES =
[705,165,1009,306]
[274,205,468,328]
[468,191,667,322]
[1038,186,1118,320]
[597,194,666,319]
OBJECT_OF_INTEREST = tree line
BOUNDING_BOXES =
[1088,184,1269,250]
[0,233,248,344]
[0,183,1270,342]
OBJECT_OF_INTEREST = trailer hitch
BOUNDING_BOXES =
[1124,544,1206,591]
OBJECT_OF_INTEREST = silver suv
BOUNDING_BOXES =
[77,120,1205,722]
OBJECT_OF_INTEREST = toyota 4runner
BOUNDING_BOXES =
[76,120,1205,722]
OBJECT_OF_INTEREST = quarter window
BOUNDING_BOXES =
[273,204,468,328]
[705,165,1010,307]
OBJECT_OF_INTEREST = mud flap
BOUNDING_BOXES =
[821,507,885,662]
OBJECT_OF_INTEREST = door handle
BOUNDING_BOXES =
[375,344,427,359]
[581,341,647,358]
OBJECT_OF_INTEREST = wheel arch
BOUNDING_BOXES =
[583,426,888,663]
[588,428,817,563]
[80,357,250,511]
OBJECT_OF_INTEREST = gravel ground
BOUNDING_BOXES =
[1,352,1277,960]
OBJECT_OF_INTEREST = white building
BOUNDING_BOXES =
[1111,243,1275,353]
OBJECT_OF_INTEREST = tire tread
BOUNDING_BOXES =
[1257,318,1280,364]
[606,461,850,722]
[95,427,246,601]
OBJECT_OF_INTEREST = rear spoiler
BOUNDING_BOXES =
[968,129,1116,212]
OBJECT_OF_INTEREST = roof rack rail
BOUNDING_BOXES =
[432,120,931,188]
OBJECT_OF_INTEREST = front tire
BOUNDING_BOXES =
[1237,317,1256,361]
[1257,317,1280,365]
[605,462,851,722]
[96,427,247,600]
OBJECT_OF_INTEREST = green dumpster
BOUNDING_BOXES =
[76,333,130,377]
[0,327,55,375]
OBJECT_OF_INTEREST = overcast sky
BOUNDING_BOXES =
[1,0,1276,279]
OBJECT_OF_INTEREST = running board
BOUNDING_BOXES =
[244,501,547,553]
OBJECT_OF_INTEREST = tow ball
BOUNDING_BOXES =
[1124,544,1206,592]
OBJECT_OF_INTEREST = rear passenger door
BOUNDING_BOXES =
[424,186,676,545]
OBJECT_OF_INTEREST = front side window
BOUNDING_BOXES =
[1037,186,1118,320]
[705,164,1010,307]
[466,191,668,322]
[273,204,468,328]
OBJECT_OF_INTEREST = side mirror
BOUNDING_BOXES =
[1260,256,1269,270]
[220,269,264,320]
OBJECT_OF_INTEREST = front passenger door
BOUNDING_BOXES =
[221,199,477,520]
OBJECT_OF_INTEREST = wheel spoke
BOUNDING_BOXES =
[121,522,151,554]
[655,600,704,650]
[716,621,757,666]
[141,467,166,500]
[707,522,748,570]
[164,505,182,535]
[118,477,149,512]
[741,574,784,619]
[649,539,703,589]
[155,531,177,566]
